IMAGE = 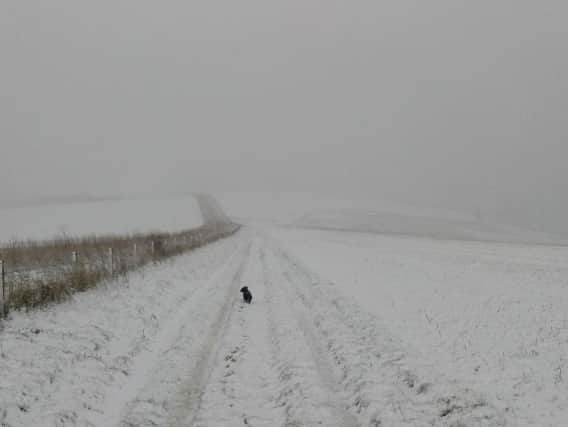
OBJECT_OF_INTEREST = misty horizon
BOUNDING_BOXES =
[1,1,567,234]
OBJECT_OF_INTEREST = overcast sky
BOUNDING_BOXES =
[1,1,567,231]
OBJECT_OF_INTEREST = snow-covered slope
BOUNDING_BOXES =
[0,228,508,427]
[2,216,567,425]
[193,194,231,224]
[268,226,568,427]
[216,191,565,245]
[293,209,564,245]
[0,195,203,243]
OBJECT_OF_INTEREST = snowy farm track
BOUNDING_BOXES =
[192,241,360,427]
[115,231,504,426]
[1,228,506,426]
[113,242,252,426]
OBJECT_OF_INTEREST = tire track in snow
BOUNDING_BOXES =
[167,240,251,427]
[106,240,252,427]
[189,235,359,427]
[260,243,360,427]
[191,239,286,427]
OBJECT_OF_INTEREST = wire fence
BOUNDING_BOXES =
[0,222,240,317]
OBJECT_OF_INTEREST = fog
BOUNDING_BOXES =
[1,1,567,233]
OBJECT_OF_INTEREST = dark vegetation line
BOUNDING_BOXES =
[0,195,239,317]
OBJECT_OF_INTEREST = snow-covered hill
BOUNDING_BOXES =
[216,191,564,245]
[0,229,507,426]
[0,195,203,243]
[293,209,564,245]
[3,223,568,425]
[269,226,568,427]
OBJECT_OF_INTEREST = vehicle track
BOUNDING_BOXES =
[261,245,360,427]
[190,237,359,427]
[110,241,252,427]
[191,239,286,427]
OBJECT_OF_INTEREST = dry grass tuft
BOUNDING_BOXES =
[1,222,240,316]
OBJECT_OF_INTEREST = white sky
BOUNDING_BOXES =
[1,1,567,231]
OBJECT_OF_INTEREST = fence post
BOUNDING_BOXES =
[72,251,78,264]
[133,243,137,259]
[1,260,5,317]
[151,241,155,256]
[108,248,114,276]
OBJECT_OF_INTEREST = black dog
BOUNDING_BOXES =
[240,286,252,304]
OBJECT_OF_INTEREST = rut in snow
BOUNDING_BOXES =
[193,240,359,427]
[114,242,252,427]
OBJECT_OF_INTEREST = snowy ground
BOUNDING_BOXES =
[0,227,514,426]
[0,195,203,243]
[215,192,476,226]
[267,226,568,426]
[215,191,564,245]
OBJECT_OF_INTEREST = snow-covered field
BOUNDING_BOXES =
[1,192,568,426]
[216,192,473,226]
[267,226,568,426]
[0,195,203,243]
[293,209,564,245]
[1,227,515,427]
[216,191,564,245]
